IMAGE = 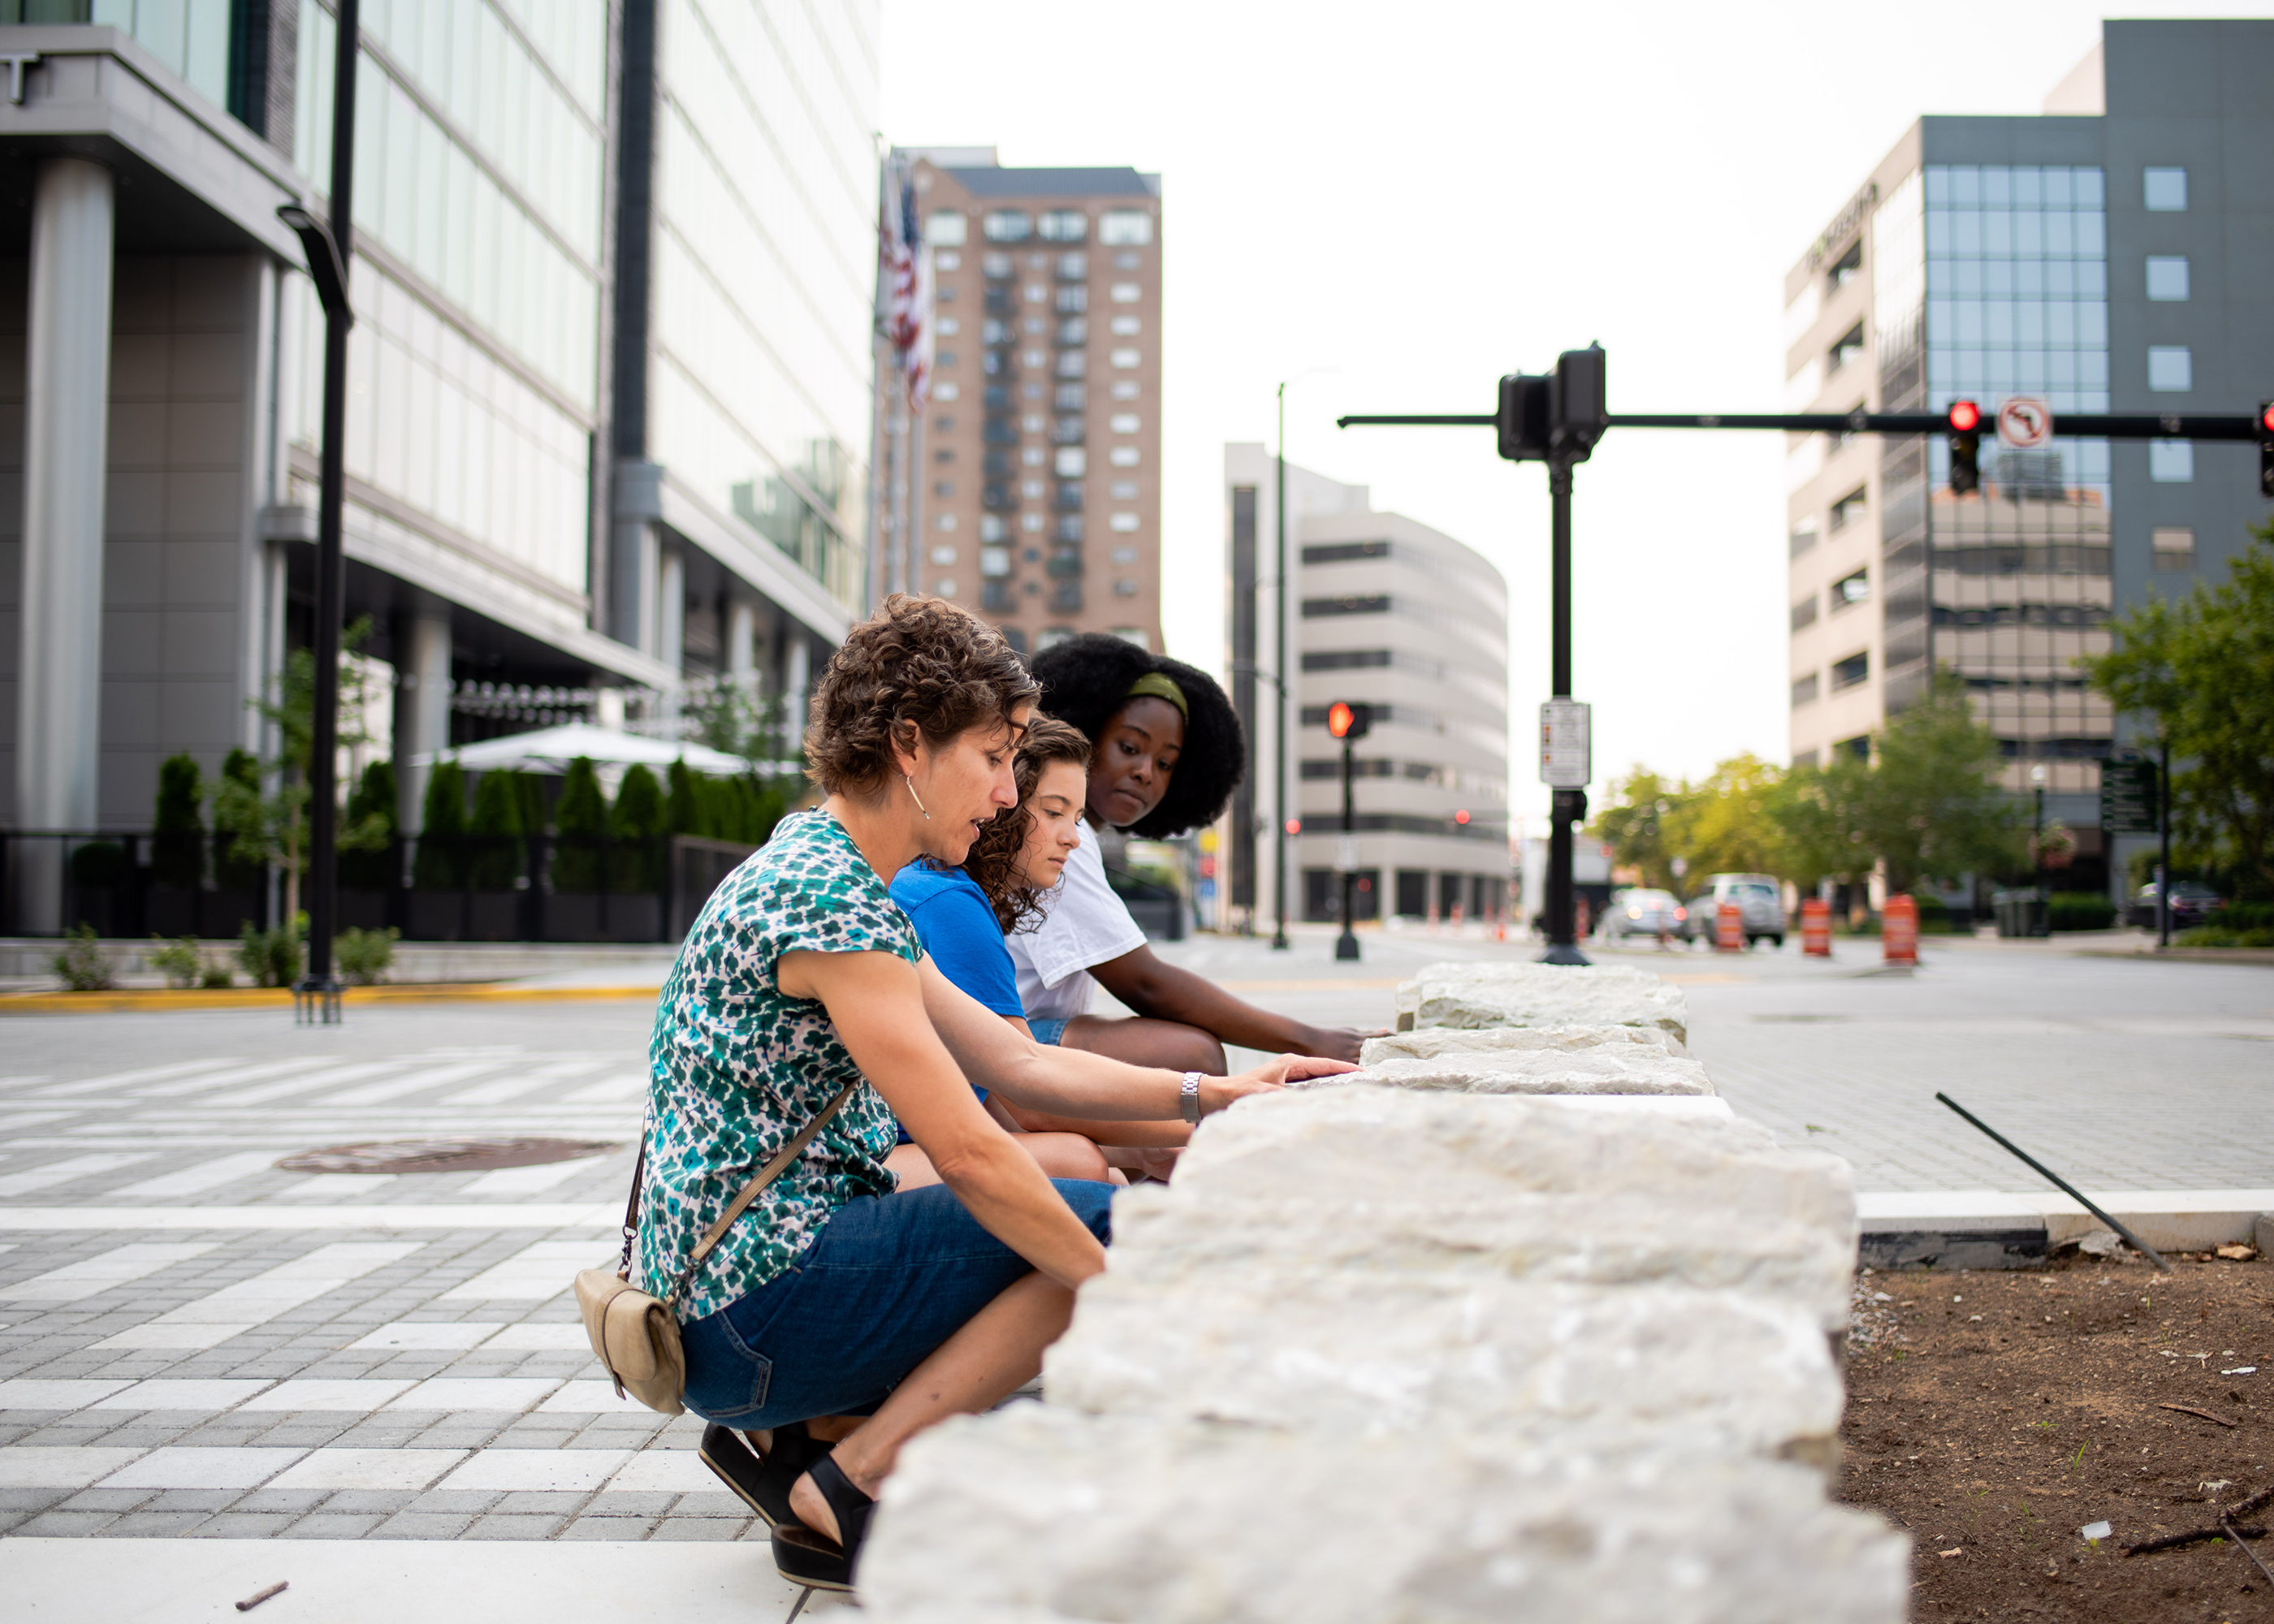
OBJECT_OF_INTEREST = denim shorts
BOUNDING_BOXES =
[1029,1017,1070,1046]
[677,1179,1113,1427]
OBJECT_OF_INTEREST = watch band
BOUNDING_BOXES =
[1179,1071,1202,1125]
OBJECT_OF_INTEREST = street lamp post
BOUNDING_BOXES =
[1273,382,1290,951]
[275,0,360,1026]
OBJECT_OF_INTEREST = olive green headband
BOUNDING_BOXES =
[1124,671,1189,719]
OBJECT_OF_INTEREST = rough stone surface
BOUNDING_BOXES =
[861,1408,1909,1624]
[1092,1093,1857,1328]
[1046,1270,1844,1463]
[1361,1024,1686,1065]
[1302,1049,1714,1096]
[1396,963,1690,1043]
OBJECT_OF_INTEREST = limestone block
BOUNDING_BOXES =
[1400,962,1690,1043]
[1363,1024,1687,1064]
[1299,1049,1714,1096]
[1112,1091,1857,1328]
[862,1407,1909,1624]
[1046,1269,1844,1464]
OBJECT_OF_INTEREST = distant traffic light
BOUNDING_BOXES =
[1948,399,1982,495]
[1325,701,1372,741]
[2260,401,2274,498]
[1454,810,1471,826]
[1550,345,1608,462]
[1497,373,1550,462]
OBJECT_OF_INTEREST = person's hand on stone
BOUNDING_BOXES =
[1200,1052,1358,1116]
[1300,1025,1389,1064]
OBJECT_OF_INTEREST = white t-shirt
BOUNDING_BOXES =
[1005,822,1148,1021]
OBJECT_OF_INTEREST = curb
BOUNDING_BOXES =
[0,983,664,1015]
[1857,1189,2274,1269]
[2073,947,2274,968]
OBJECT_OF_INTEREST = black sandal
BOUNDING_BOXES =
[769,1453,875,1593]
[698,1421,831,1528]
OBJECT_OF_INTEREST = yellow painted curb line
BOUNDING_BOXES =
[0,983,664,1015]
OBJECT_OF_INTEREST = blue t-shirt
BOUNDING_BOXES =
[888,863,1023,1142]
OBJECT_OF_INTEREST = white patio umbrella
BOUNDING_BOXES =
[408,722,755,777]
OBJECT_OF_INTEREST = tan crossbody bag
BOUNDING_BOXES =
[576,1081,858,1416]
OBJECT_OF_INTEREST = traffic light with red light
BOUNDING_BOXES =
[2259,401,2274,499]
[1496,374,1550,463]
[1325,701,1372,741]
[1948,400,1982,495]
[1454,810,1471,826]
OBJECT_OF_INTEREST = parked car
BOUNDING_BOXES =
[1601,888,1687,941]
[2125,880,2224,931]
[1683,873,1788,947]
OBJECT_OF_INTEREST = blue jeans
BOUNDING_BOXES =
[1029,1017,1070,1046]
[677,1179,1113,1427]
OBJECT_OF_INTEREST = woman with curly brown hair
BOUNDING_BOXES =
[888,717,1191,1185]
[642,597,1348,1594]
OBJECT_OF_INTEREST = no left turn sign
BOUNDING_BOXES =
[1998,396,2053,448]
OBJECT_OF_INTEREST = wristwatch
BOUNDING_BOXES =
[1179,1071,1203,1125]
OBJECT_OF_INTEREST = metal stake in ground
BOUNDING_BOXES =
[1933,1091,2172,1272]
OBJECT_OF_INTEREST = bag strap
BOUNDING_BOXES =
[661,1078,862,1310]
[614,1134,648,1280]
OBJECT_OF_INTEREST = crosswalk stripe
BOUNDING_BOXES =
[105,1153,280,1200]
[324,1063,508,1107]
[131,1059,330,1098]
[0,1153,159,1198]
[32,1060,241,1098]
[198,1063,407,1109]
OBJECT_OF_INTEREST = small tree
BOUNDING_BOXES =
[152,753,205,889]
[1589,769,1688,892]
[211,749,266,893]
[2085,519,2274,900]
[1664,754,1788,883]
[413,758,469,890]
[553,757,609,892]
[339,760,398,890]
[611,764,666,892]
[467,769,527,890]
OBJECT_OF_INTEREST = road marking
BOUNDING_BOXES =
[0,1204,620,1230]
[200,1063,407,1108]
[565,1074,646,1104]
[0,1153,159,1198]
[0,1242,222,1302]
[459,1160,605,1198]
[438,1240,600,1300]
[97,1446,305,1490]
[443,1059,614,1107]
[268,1447,473,1490]
[106,1152,279,1199]
[32,1059,241,1097]
[132,1059,331,1098]
[325,1062,512,1107]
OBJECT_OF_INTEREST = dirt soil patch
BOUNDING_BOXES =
[1840,1251,2273,1620]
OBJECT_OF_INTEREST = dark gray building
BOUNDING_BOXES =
[1783,19,2274,898]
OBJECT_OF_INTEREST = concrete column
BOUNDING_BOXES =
[15,158,115,934]
[726,597,757,680]
[657,548,685,674]
[393,605,451,833]
[784,628,811,759]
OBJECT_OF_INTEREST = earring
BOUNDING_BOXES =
[905,773,931,820]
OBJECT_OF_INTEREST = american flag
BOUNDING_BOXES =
[881,161,932,410]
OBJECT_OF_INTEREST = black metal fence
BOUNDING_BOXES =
[1,831,759,944]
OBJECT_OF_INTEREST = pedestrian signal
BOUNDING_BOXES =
[1326,701,1372,741]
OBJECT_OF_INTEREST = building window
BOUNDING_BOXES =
[937,316,962,336]
[1055,286,1087,313]
[1057,253,1087,281]
[1832,568,1870,608]
[1054,384,1085,410]
[1054,447,1087,477]
[1789,517,1819,558]
[927,211,967,245]
[1109,412,1139,434]
[1056,516,1084,542]
[1113,580,1138,597]
[980,546,1011,577]
[2149,439,2194,482]
[1110,380,1139,400]
[936,253,961,274]
[1109,512,1140,533]
[2145,256,2190,301]
[1303,593,1390,617]
[1109,446,1139,467]
[1021,512,1044,533]
[1837,735,1871,762]
[1304,540,1390,564]
[2143,167,2187,211]
[930,544,958,564]
[982,252,1014,279]
[1792,673,1819,707]
[1109,481,1139,499]
[1109,348,1141,369]
[1828,322,1865,371]
[1790,595,1818,632]
[1053,415,1085,444]
[934,512,957,531]
[1056,352,1087,379]
[1021,447,1045,468]
[1831,651,1870,690]
[1792,749,1819,769]
[1109,283,1141,303]
[933,578,958,598]
[984,211,1033,242]
[979,516,1007,542]
[2151,526,2195,571]
[1828,486,1867,530]
[1051,581,1084,612]
[1826,239,1862,291]
[1099,210,1152,246]
[2146,346,2191,391]
[1039,209,1087,242]
[1109,316,1141,336]
[1109,545,1139,564]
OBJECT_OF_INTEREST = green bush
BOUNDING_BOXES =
[339,759,398,890]
[666,759,711,839]
[2220,901,2274,931]
[146,935,205,988]
[466,770,526,891]
[50,924,114,991]
[212,748,266,892]
[152,753,205,888]
[236,921,302,988]
[610,765,666,893]
[552,757,608,892]
[2047,893,2116,932]
[335,926,400,985]
[413,759,469,890]
[69,840,127,888]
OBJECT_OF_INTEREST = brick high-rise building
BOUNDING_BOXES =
[891,152,1163,654]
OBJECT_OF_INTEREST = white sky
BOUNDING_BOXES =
[879,1,2265,828]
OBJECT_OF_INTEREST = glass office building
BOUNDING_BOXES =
[1783,20,2274,900]
[0,0,880,864]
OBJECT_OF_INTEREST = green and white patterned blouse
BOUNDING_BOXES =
[638,810,917,1320]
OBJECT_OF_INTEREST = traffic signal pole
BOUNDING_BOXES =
[1541,457,1586,965]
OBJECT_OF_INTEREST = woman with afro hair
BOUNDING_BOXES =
[1013,633,1374,1070]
